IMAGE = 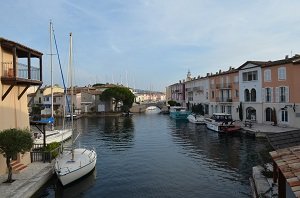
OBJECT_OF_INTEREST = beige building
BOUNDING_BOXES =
[0,38,43,175]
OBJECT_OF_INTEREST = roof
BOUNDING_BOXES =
[0,37,43,57]
[266,130,300,150]
[262,54,300,67]
[270,145,300,197]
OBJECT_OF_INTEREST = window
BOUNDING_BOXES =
[242,71,258,81]
[234,75,239,83]
[206,92,208,99]
[211,91,214,99]
[266,108,272,122]
[235,90,239,98]
[264,69,271,82]
[244,89,250,102]
[281,110,288,122]
[265,88,272,102]
[278,67,286,80]
[279,87,286,102]
[251,88,256,102]
[227,106,232,114]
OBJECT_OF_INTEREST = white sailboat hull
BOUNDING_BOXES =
[34,129,72,144]
[55,148,97,186]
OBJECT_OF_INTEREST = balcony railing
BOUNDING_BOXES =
[216,97,233,102]
[2,62,41,81]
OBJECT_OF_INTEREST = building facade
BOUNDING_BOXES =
[0,38,43,174]
[167,54,300,128]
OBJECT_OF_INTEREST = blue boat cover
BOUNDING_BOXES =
[39,117,54,124]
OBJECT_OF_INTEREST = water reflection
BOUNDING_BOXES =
[95,116,135,152]
[169,119,271,185]
[55,169,97,197]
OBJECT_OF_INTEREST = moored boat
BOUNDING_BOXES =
[145,106,161,114]
[169,106,191,120]
[54,31,97,186]
[204,113,240,133]
[187,113,205,124]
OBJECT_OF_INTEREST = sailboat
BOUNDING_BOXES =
[34,21,72,145]
[54,33,97,186]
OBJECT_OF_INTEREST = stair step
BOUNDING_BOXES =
[9,161,28,174]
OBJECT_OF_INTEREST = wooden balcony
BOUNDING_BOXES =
[0,38,43,100]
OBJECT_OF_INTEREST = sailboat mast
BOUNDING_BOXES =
[69,32,74,160]
[50,21,54,130]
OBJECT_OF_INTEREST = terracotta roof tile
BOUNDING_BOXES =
[271,145,300,197]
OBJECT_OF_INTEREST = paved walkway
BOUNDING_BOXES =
[237,121,298,137]
[0,162,54,198]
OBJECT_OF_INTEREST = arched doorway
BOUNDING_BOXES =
[265,107,272,122]
[246,107,256,121]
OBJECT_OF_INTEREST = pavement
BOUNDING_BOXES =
[237,121,298,137]
[0,162,54,198]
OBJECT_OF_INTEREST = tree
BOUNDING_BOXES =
[100,87,135,111]
[168,100,177,106]
[239,102,243,121]
[0,128,33,183]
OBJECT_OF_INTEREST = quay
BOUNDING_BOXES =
[239,121,298,138]
[0,162,53,198]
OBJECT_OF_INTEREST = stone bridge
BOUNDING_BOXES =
[130,102,167,113]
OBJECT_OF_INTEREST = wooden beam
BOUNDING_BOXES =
[2,85,14,100]
[18,85,30,100]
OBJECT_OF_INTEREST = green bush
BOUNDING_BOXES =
[44,142,60,158]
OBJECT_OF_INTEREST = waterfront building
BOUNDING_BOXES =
[208,68,240,120]
[0,38,43,175]
[238,61,265,122]
[261,55,300,128]
[167,54,300,128]
[168,80,186,106]
[184,72,209,114]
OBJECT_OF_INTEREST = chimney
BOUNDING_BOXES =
[285,55,289,59]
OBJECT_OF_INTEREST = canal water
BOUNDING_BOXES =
[34,114,271,198]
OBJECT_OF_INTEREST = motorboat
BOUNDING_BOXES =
[145,106,161,114]
[169,106,191,120]
[204,113,241,133]
[187,113,205,124]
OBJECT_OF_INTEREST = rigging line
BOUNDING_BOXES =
[52,24,71,113]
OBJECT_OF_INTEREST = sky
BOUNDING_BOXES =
[1,0,300,92]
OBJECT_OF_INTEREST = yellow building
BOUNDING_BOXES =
[0,38,43,175]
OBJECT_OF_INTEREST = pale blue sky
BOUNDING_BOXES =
[1,0,300,91]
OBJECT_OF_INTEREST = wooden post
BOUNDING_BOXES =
[39,56,42,81]
[13,46,17,77]
[278,170,286,198]
[273,160,278,183]
[28,51,31,79]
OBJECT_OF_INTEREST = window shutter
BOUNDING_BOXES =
[275,87,279,103]
[286,86,289,103]
[271,87,273,103]
[262,88,265,102]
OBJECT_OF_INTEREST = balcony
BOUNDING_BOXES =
[216,97,233,103]
[193,86,204,92]
[216,84,232,89]
[0,38,43,100]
